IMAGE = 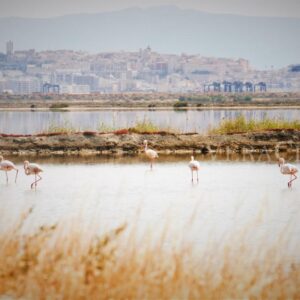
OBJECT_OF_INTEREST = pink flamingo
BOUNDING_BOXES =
[24,160,43,189]
[189,156,200,182]
[143,140,158,169]
[0,155,18,183]
[278,157,298,188]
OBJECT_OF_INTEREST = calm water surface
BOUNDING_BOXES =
[0,109,299,134]
[0,156,299,258]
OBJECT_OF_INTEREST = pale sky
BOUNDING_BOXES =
[0,0,299,18]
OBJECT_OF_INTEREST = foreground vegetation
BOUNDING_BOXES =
[0,208,299,299]
[211,115,300,134]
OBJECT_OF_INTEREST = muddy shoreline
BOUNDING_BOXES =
[1,105,300,112]
[1,92,300,111]
[0,130,299,156]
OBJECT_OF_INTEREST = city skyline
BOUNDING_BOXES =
[0,43,299,95]
[0,6,299,69]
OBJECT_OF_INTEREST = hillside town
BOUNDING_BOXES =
[0,41,299,95]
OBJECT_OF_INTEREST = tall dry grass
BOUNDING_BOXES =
[0,208,299,299]
[211,115,300,134]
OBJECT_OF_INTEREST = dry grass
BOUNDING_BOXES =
[211,115,300,134]
[46,121,76,134]
[46,120,164,134]
[129,120,160,133]
[97,122,116,133]
[0,208,299,299]
[98,120,163,134]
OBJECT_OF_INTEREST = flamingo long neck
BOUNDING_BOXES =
[144,143,148,151]
[24,164,29,175]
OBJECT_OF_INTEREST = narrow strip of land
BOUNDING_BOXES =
[1,130,299,155]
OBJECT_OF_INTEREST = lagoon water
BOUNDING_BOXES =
[1,155,299,258]
[0,106,300,259]
[0,108,299,134]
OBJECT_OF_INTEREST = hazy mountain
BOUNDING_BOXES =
[0,5,299,69]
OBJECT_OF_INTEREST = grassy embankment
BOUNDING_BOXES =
[0,208,299,299]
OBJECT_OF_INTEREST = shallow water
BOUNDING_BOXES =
[0,156,299,258]
[0,108,299,134]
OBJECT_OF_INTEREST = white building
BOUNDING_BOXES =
[59,84,90,94]
[6,77,41,94]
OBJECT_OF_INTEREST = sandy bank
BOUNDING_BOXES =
[0,130,299,156]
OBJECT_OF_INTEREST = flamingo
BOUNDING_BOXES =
[0,155,18,183]
[278,157,298,188]
[143,140,158,169]
[189,156,200,182]
[24,160,43,189]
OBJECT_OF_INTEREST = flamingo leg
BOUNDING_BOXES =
[15,168,18,183]
[289,174,297,188]
[31,174,35,189]
[34,174,42,188]
[5,171,8,183]
[150,161,153,170]
[197,170,199,182]
[191,170,194,182]
[31,174,42,189]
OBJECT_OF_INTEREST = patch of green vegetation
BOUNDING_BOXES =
[233,95,253,102]
[210,95,226,102]
[179,95,225,103]
[211,115,300,134]
[173,101,188,108]
[49,103,69,109]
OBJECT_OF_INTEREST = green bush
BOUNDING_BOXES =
[211,95,225,102]
[50,103,69,109]
[173,101,188,108]
[244,95,252,101]
[233,95,252,102]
